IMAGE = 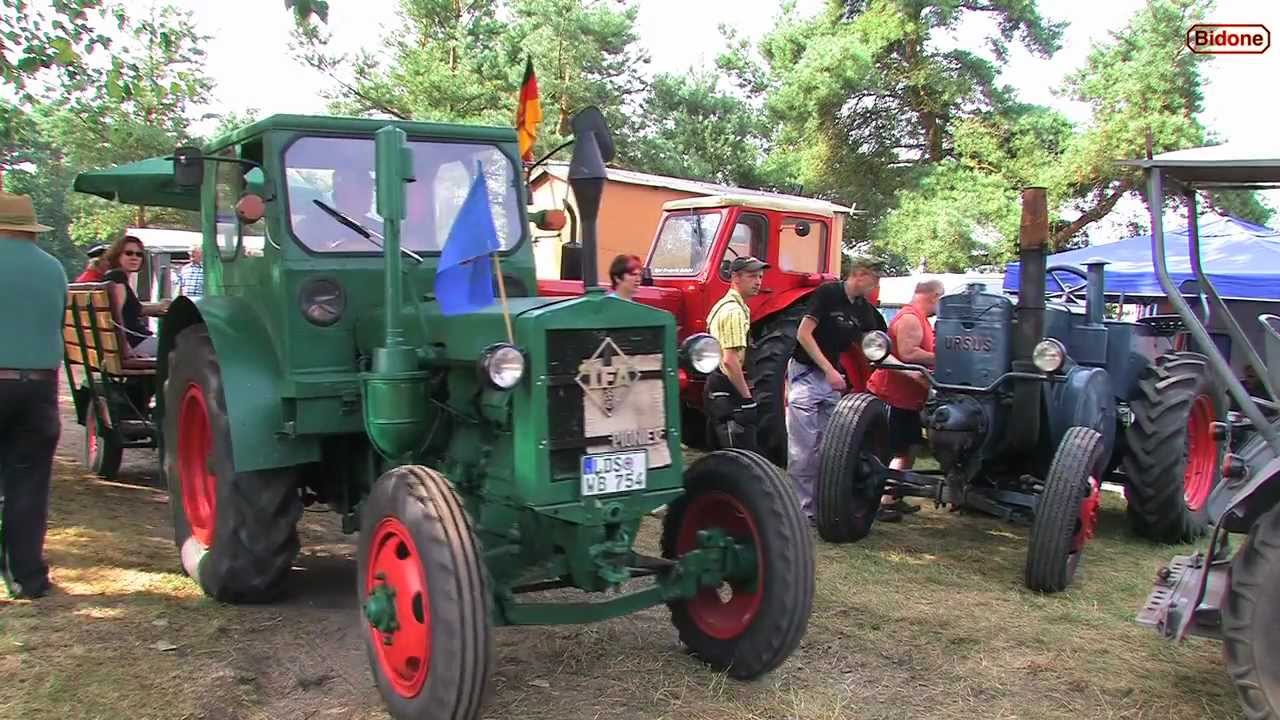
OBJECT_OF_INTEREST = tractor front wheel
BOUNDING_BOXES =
[1222,503,1280,720]
[1123,352,1226,543]
[815,393,891,543]
[1025,426,1105,593]
[358,465,493,720]
[660,449,814,679]
[162,324,302,603]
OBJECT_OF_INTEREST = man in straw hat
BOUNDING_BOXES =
[0,192,66,599]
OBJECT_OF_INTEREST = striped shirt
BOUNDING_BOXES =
[707,287,751,372]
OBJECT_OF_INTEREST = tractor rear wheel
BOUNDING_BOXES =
[162,324,302,603]
[1025,426,1105,593]
[358,465,493,720]
[660,449,814,679]
[1123,351,1226,543]
[748,306,805,467]
[1222,503,1280,720]
[815,393,891,543]
[84,395,122,479]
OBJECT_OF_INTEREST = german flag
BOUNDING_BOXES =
[516,56,542,162]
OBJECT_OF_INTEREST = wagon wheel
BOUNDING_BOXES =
[358,465,493,720]
[83,393,122,479]
[660,449,814,679]
[1025,426,1105,593]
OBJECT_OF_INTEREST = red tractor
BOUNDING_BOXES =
[539,193,874,467]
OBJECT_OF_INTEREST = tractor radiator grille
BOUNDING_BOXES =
[544,327,666,479]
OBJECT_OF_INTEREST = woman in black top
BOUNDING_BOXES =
[102,235,168,358]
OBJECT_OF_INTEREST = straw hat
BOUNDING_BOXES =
[0,192,53,233]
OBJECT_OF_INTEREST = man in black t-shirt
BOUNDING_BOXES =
[785,256,886,522]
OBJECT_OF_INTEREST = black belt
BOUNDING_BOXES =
[0,368,57,381]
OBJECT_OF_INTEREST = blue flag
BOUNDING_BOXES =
[435,168,501,316]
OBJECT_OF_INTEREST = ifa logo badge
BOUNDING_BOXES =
[576,336,640,417]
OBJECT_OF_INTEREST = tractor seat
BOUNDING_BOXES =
[1136,314,1185,337]
[122,355,157,372]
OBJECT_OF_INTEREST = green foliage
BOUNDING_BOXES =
[0,0,114,102]
[1205,190,1274,226]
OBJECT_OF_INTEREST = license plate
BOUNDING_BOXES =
[580,450,648,497]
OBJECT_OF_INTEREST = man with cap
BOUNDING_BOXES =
[704,255,769,451]
[75,243,108,283]
[786,255,887,522]
[0,192,66,599]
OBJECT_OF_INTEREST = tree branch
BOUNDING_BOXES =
[1051,180,1132,248]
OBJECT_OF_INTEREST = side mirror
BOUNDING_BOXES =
[793,220,811,237]
[173,145,204,189]
[531,209,566,232]
[236,193,266,224]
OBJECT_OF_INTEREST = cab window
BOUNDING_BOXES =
[778,216,827,273]
[720,213,768,279]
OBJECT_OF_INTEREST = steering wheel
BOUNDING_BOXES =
[1044,264,1089,306]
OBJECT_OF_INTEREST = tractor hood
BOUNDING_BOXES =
[536,279,685,321]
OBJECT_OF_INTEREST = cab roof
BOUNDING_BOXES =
[662,193,852,218]
[205,113,519,151]
[1120,142,1280,189]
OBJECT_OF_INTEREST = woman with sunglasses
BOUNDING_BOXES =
[102,235,168,358]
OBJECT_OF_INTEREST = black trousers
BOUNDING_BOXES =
[704,369,758,452]
[0,375,60,594]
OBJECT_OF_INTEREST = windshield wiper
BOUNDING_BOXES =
[312,199,424,264]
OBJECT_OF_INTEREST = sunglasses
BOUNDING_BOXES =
[122,250,144,257]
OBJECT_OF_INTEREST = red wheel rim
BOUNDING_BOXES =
[1184,394,1215,511]
[178,383,217,547]
[675,491,764,640]
[1073,475,1101,553]
[366,517,431,699]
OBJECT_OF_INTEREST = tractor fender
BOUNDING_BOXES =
[158,296,320,473]
[754,286,820,324]
[1044,365,1116,464]
[1207,417,1280,532]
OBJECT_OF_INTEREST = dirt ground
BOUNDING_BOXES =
[0,390,1247,720]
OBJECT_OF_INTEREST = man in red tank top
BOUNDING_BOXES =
[867,279,944,521]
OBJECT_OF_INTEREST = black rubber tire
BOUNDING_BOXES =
[748,305,806,468]
[660,449,814,680]
[162,324,302,603]
[1123,351,1227,544]
[358,465,494,720]
[1222,503,1280,720]
[1025,426,1105,593]
[84,398,122,479]
[815,393,891,543]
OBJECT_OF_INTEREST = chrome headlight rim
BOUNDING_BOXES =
[480,343,526,390]
[680,332,722,375]
[862,330,892,363]
[1032,338,1067,373]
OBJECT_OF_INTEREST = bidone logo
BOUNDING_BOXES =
[1186,24,1271,54]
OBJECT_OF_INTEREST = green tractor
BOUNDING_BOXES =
[73,109,814,718]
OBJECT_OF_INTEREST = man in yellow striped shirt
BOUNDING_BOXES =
[704,256,768,451]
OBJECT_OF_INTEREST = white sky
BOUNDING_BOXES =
[53,0,1280,238]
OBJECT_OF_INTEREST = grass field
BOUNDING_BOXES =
[0,401,1246,719]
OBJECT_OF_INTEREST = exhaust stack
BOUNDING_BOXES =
[1010,187,1048,453]
[566,107,615,289]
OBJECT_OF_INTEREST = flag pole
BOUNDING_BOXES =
[492,253,514,344]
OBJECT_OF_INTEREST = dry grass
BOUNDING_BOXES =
[0,429,1245,720]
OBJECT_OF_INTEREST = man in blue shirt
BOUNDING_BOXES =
[0,192,66,599]
[176,242,204,298]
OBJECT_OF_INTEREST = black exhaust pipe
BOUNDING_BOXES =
[566,107,614,289]
[1010,187,1048,453]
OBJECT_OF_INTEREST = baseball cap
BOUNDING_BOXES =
[86,244,107,258]
[729,255,770,273]
[846,253,888,273]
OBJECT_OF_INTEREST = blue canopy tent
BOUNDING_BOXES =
[1002,213,1280,301]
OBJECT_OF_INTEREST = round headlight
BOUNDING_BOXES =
[682,333,722,374]
[1033,338,1066,373]
[298,277,345,327]
[482,344,525,389]
[862,330,891,363]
